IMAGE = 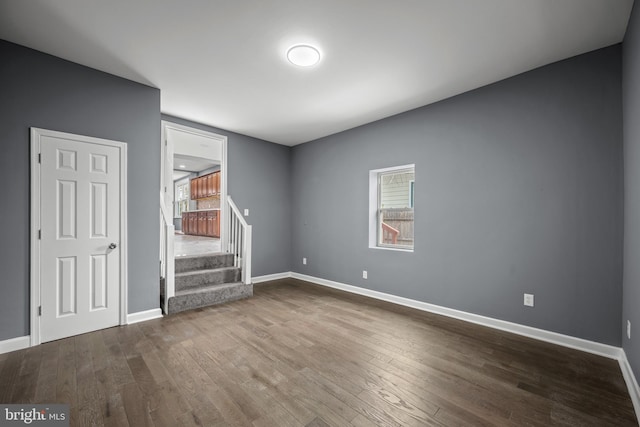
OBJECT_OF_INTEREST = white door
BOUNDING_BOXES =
[34,129,125,343]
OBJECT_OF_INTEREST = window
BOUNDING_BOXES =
[369,164,415,251]
[175,182,190,218]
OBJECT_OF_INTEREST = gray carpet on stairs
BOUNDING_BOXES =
[165,253,252,314]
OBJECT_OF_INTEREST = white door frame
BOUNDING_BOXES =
[160,121,229,248]
[30,128,128,346]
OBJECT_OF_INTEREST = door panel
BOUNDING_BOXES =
[91,182,108,238]
[57,180,77,239]
[90,254,108,310]
[57,256,77,316]
[40,133,121,343]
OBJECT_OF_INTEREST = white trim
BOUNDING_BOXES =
[370,245,414,253]
[160,121,229,301]
[619,350,640,420]
[0,336,30,355]
[30,128,128,346]
[409,179,415,208]
[127,308,163,325]
[221,129,229,254]
[290,272,622,360]
[368,167,379,249]
[30,131,41,347]
[119,143,128,326]
[227,196,252,285]
[252,272,292,284]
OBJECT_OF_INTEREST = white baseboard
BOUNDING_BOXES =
[619,350,640,419]
[0,311,163,353]
[0,335,30,354]
[252,272,292,284]
[290,272,622,360]
[127,308,163,325]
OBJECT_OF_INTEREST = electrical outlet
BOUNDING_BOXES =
[524,293,534,307]
[302,257,307,265]
[628,320,631,340]
[362,270,368,279]
[244,209,249,216]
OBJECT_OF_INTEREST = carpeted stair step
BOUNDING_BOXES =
[167,282,252,314]
[175,266,241,292]
[175,253,234,274]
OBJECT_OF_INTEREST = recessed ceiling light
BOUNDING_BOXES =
[179,164,186,169]
[287,44,321,67]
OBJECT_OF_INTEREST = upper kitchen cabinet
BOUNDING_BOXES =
[213,172,219,195]
[190,171,220,200]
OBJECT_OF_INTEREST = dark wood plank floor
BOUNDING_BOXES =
[0,278,636,426]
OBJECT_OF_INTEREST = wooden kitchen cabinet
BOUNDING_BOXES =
[206,174,214,197]
[187,212,197,235]
[206,210,214,237]
[182,210,220,237]
[198,177,204,199]
[197,211,206,236]
[206,210,220,237]
[213,171,220,195]
[190,171,221,200]
[190,178,197,201]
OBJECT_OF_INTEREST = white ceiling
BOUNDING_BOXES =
[0,0,634,146]
[174,154,219,174]
[172,170,191,182]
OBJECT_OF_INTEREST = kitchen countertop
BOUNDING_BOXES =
[183,208,220,213]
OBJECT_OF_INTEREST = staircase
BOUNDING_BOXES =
[165,253,253,314]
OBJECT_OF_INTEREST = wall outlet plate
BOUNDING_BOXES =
[362,270,368,279]
[302,257,307,265]
[524,293,534,307]
[244,208,249,216]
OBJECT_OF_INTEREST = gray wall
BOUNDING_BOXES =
[0,34,627,356]
[292,45,623,345]
[623,3,640,385]
[0,40,161,340]
[162,115,292,277]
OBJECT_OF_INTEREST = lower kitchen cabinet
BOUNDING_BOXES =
[206,210,220,237]
[182,210,219,238]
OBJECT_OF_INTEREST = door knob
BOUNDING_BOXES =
[108,243,117,249]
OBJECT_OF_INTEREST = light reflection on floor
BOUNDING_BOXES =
[174,233,221,257]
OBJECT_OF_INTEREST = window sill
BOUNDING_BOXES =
[369,245,414,253]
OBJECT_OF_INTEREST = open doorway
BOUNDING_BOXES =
[161,121,228,257]
[173,154,221,256]
[160,121,250,314]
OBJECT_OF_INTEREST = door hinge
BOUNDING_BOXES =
[165,186,167,193]
[38,306,42,316]
[38,153,41,163]
[38,229,41,240]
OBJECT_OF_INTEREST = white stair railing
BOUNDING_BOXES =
[159,192,175,313]
[227,196,252,284]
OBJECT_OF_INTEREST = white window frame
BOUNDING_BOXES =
[368,164,415,252]
[174,181,190,218]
